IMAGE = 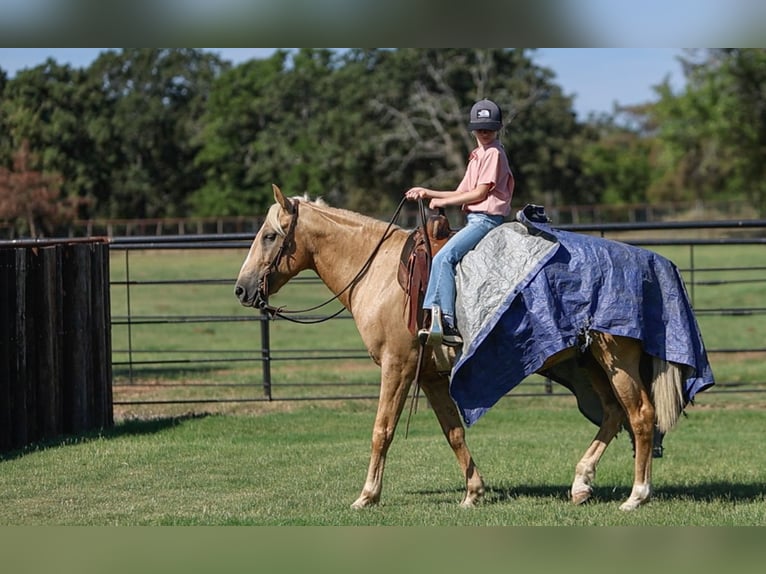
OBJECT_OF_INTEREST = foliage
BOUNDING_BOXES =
[0,60,101,230]
[85,48,226,218]
[696,49,766,214]
[569,49,766,218]
[0,49,226,226]
[633,49,766,213]
[1,48,765,235]
[190,51,290,216]
[365,49,589,208]
[191,49,367,215]
[0,140,83,236]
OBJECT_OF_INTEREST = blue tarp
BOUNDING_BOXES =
[451,207,715,427]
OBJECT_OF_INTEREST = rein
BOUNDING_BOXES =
[257,196,410,324]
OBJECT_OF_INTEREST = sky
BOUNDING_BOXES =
[0,48,687,120]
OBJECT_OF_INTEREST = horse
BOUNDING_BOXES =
[235,184,696,511]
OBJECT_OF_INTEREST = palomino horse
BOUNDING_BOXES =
[235,184,690,511]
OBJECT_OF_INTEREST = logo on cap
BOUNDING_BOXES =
[477,109,491,119]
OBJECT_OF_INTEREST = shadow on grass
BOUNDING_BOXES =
[0,412,211,463]
[412,481,766,504]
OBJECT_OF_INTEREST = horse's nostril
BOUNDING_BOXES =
[234,284,245,299]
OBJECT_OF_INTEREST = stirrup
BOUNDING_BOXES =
[420,306,451,373]
[424,306,444,347]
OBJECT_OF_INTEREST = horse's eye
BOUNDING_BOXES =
[263,232,277,243]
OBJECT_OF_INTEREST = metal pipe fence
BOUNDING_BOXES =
[106,219,766,408]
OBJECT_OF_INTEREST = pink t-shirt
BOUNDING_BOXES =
[456,140,514,217]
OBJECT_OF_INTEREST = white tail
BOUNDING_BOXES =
[651,357,686,433]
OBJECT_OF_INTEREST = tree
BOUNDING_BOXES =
[0,141,81,237]
[193,48,386,216]
[245,49,347,206]
[0,66,7,169]
[86,48,227,218]
[191,50,298,216]
[649,49,766,214]
[708,49,766,215]
[579,111,653,207]
[367,49,586,209]
[0,59,101,218]
[191,48,591,218]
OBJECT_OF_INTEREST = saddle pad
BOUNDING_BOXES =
[451,207,715,427]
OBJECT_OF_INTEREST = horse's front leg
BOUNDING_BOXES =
[419,374,485,507]
[351,359,413,509]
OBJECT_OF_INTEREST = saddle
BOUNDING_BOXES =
[397,212,455,335]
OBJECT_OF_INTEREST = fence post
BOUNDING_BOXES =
[124,250,134,384]
[260,308,273,400]
[689,244,696,306]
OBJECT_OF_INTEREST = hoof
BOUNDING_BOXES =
[571,487,592,505]
[619,484,651,511]
[459,491,483,508]
[351,495,378,509]
[619,497,648,511]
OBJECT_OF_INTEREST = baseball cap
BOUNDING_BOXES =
[468,99,503,131]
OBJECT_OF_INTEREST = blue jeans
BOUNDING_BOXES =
[423,212,505,320]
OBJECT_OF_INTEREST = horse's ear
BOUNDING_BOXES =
[272,184,294,214]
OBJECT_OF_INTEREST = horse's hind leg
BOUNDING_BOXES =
[570,355,626,505]
[420,375,485,507]
[590,333,655,511]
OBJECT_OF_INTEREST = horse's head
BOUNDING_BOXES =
[235,184,307,308]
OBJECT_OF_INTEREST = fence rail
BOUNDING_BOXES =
[105,217,766,410]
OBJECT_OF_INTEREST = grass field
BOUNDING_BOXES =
[1,395,764,525]
[2,238,764,526]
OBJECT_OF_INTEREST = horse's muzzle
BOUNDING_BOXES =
[234,283,251,306]
[234,283,259,307]
[234,277,268,309]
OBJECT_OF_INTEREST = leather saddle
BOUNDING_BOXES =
[397,213,455,335]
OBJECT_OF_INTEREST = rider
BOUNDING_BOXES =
[405,98,514,346]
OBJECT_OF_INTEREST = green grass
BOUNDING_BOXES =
[70,241,762,526]
[1,397,764,525]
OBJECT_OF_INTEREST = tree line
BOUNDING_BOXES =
[0,48,764,237]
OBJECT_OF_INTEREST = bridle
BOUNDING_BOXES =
[256,196,409,324]
[256,200,301,315]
